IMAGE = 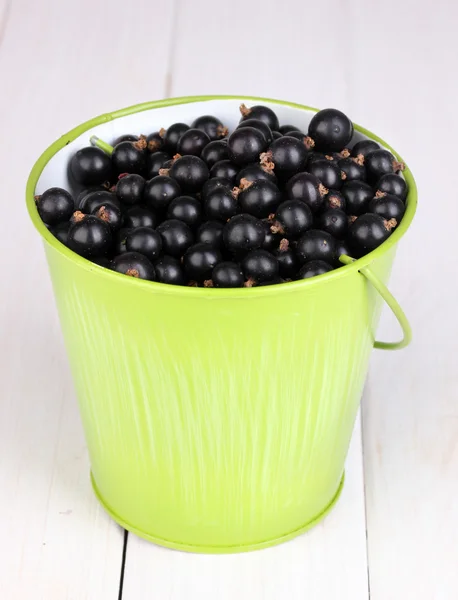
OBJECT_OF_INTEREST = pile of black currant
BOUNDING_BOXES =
[35,104,407,287]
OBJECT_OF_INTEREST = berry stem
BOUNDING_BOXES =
[90,135,114,156]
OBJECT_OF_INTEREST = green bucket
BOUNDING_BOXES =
[26,96,417,553]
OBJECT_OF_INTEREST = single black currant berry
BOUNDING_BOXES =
[270,200,313,239]
[167,195,202,228]
[196,220,224,248]
[351,139,379,160]
[323,190,346,211]
[163,123,190,154]
[67,212,112,257]
[239,103,280,131]
[112,139,147,175]
[209,159,239,182]
[146,128,166,152]
[77,186,106,207]
[335,239,352,264]
[144,175,181,212]
[242,249,279,285]
[237,179,281,218]
[297,260,334,279]
[278,124,300,134]
[93,203,123,232]
[368,194,405,221]
[51,221,71,246]
[285,172,327,213]
[234,163,277,186]
[308,159,342,189]
[223,214,265,255]
[211,261,244,288]
[339,157,366,182]
[126,226,163,261]
[191,115,228,140]
[308,108,354,152]
[177,128,211,156]
[115,174,145,205]
[112,251,156,280]
[376,173,407,201]
[296,229,336,265]
[70,147,113,186]
[114,134,139,145]
[274,238,298,278]
[155,255,186,286]
[283,130,316,150]
[204,187,238,221]
[261,136,308,178]
[79,190,121,214]
[341,181,373,215]
[319,208,348,238]
[145,151,171,179]
[169,155,210,192]
[114,228,132,254]
[201,177,232,200]
[124,205,158,229]
[35,187,74,225]
[272,131,282,140]
[183,242,222,281]
[156,219,194,257]
[365,149,405,181]
[201,140,229,167]
[261,221,281,251]
[348,213,397,256]
[227,127,267,165]
[237,118,273,145]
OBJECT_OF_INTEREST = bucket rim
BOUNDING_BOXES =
[26,95,417,298]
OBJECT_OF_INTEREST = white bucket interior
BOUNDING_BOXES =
[35,99,372,195]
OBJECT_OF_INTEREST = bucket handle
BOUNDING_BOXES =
[340,255,412,350]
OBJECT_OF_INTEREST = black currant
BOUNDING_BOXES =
[79,190,121,214]
[242,249,279,285]
[144,175,181,211]
[92,256,112,269]
[67,211,112,257]
[239,103,280,131]
[335,239,352,263]
[297,260,333,279]
[272,131,282,140]
[124,205,158,229]
[285,172,327,213]
[201,140,229,168]
[196,220,224,248]
[145,151,171,179]
[146,128,166,152]
[237,118,273,145]
[368,194,405,221]
[261,221,281,251]
[112,139,147,175]
[211,261,244,288]
[351,139,379,160]
[375,173,407,201]
[223,214,265,255]
[234,163,277,186]
[115,174,145,205]
[283,130,315,149]
[51,221,71,246]
[270,200,313,239]
[177,128,211,156]
[183,242,222,281]
[167,195,202,228]
[227,127,267,165]
[274,238,298,278]
[92,203,123,232]
[308,108,353,152]
[308,159,342,189]
[323,190,346,211]
[114,228,132,254]
[77,186,106,207]
[319,208,348,238]
[35,187,74,225]
[339,157,366,182]
[261,136,308,178]
[155,255,186,286]
[341,181,373,215]
[278,124,300,134]
[348,213,397,256]
[365,149,405,182]
[204,187,238,221]
[169,155,210,192]
[163,123,190,154]
[191,115,228,140]
[112,251,156,280]
[209,159,239,182]
[156,219,194,257]
[201,177,232,200]
[296,229,337,264]
[70,146,113,186]
[114,134,139,145]
[237,179,281,218]
[126,226,162,261]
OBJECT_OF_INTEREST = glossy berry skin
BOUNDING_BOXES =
[341,181,373,215]
[51,221,71,246]
[112,251,156,281]
[126,227,163,261]
[204,187,238,221]
[278,124,300,134]
[339,157,366,182]
[155,255,186,286]
[223,214,265,255]
[297,260,333,279]
[240,104,280,131]
[319,208,348,238]
[308,159,342,189]
[275,245,298,278]
[144,175,181,212]
[183,243,222,281]
[146,131,165,152]
[196,220,224,248]
[93,203,123,232]
[365,149,396,181]
[112,141,146,175]
[285,172,325,213]
[124,206,158,229]
[156,219,194,257]
[70,147,112,186]
[212,261,244,288]
[36,187,74,225]
[242,249,279,284]
[227,127,267,165]
[266,136,308,178]
[376,173,407,201]
[261,221,281,251]
[348,213,394,256]
[238,180,281,218]
[177,128,211,156]
[308,108,353,152]
[77,186,105,207]
[368,194,405,221]
[271,200,313,238]
[167,195,202,228]
[351,139,379,159]
[209,160,239,182]
[114,134,139,145]
[272,131,282,140]
[163,123,189,154]
[237,118,273,145]
[68,214,112,258]
[145,151,171,179]
[169,155,210,192]
[323,190,346,211]
[115,174,145,205]
[296,229,336,265]
[234,163,277,186]
[79,190,120,214]
[114,228,132,254]
[201,177,232,200]
[335,239,352,264]
[201,140,229,167]
[191,115,227,140]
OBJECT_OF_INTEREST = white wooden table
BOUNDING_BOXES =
[1,1,457,598]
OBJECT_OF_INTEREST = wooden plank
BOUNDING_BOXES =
[0,0,174,598]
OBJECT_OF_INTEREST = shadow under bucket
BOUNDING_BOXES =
[26,96,417,553]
